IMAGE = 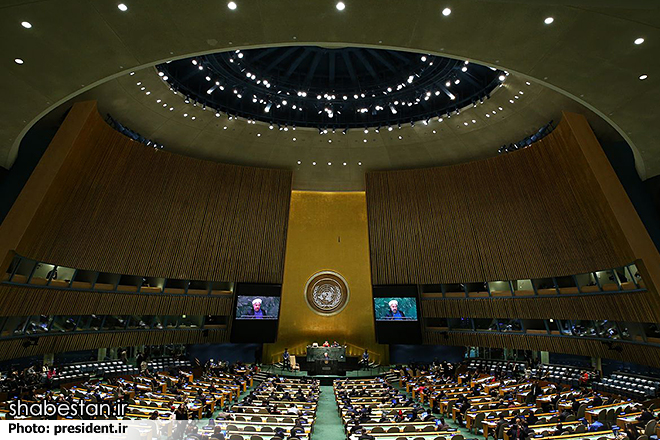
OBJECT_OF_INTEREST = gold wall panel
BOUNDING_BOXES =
[264,191,387,364]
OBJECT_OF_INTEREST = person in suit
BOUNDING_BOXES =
[385,300,405,320]
[529,380,543,403]
[245,298,266,319]
[282,348,291,370]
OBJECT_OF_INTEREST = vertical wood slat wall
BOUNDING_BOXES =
[423,331,660,369]
[0,285,234,317]
[15,105,292,284]
[365,116,634,285]
[0,328,230,362]
[419,291,660,322]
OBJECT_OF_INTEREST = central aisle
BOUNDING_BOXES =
[312,385,345,440]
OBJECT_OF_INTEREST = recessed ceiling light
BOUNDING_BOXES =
[293,138,296,141]
[257,133,261,137]
[525,81,531,85]
[442,8,451,16]
[634,37,645,45]
[183,113,188,117]
[312,161,316,166]
[328,140,332,143]
[544,17,554,24]
[358,162,362,166]
[343,162,347,166]
[223,126,227,129]
[117,4,128,12]
[639,74,648,80]
[14,58,24,65]
[227,2,237,10]
[499,75,506,81]
[398,136,402,140]
[328,162,332,166]
[363,139,367,143]
[297,160,301,165]
[336,2,345,11]
[21,21,32,29]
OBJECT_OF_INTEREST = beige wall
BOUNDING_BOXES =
[264,191,387,364]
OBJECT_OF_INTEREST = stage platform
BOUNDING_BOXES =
[259,365,390,385]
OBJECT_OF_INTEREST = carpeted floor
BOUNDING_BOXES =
[312,385,346,440]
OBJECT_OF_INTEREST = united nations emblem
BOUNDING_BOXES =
[304,271,349,316]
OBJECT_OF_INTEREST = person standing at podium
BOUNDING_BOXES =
[282,348,290,370]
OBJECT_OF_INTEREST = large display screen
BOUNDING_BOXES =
[374,297,418,321]
[235,295,280,320]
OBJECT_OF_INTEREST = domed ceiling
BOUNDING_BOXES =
[158,47,503,130]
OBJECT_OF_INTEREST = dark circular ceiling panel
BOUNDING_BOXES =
[158,46,504,131]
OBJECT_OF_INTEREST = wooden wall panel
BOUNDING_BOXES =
[0,285,234,317]
[13,102,292,283]
[365,116,633,284]
[420,291,660,322]
[424,330,660,369]
[0,328,229,362]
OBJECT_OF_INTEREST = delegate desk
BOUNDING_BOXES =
[306,346,346,362]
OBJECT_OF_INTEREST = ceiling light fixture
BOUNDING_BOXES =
[117,4,128,12]
[544,17,554,24]
[639,74,648,80]
[14,58,24,65]
[442,8,451,16]
[634,37,645,45]
[336,2,346,11]
[227,2,237,10]
[21,21,32,29]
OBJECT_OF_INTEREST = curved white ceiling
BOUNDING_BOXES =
[2,0,657,182]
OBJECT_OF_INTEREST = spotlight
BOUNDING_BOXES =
[336,2,346,11]
[117,4,128,12]
[544,17,554,24]
[442,7,451,16]
[635,37,645,45]
[227,2,237,10]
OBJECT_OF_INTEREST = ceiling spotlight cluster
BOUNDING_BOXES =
[157,46,504,136]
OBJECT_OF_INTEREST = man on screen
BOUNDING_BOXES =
[246,298,266,319]
[385,299,405,320]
